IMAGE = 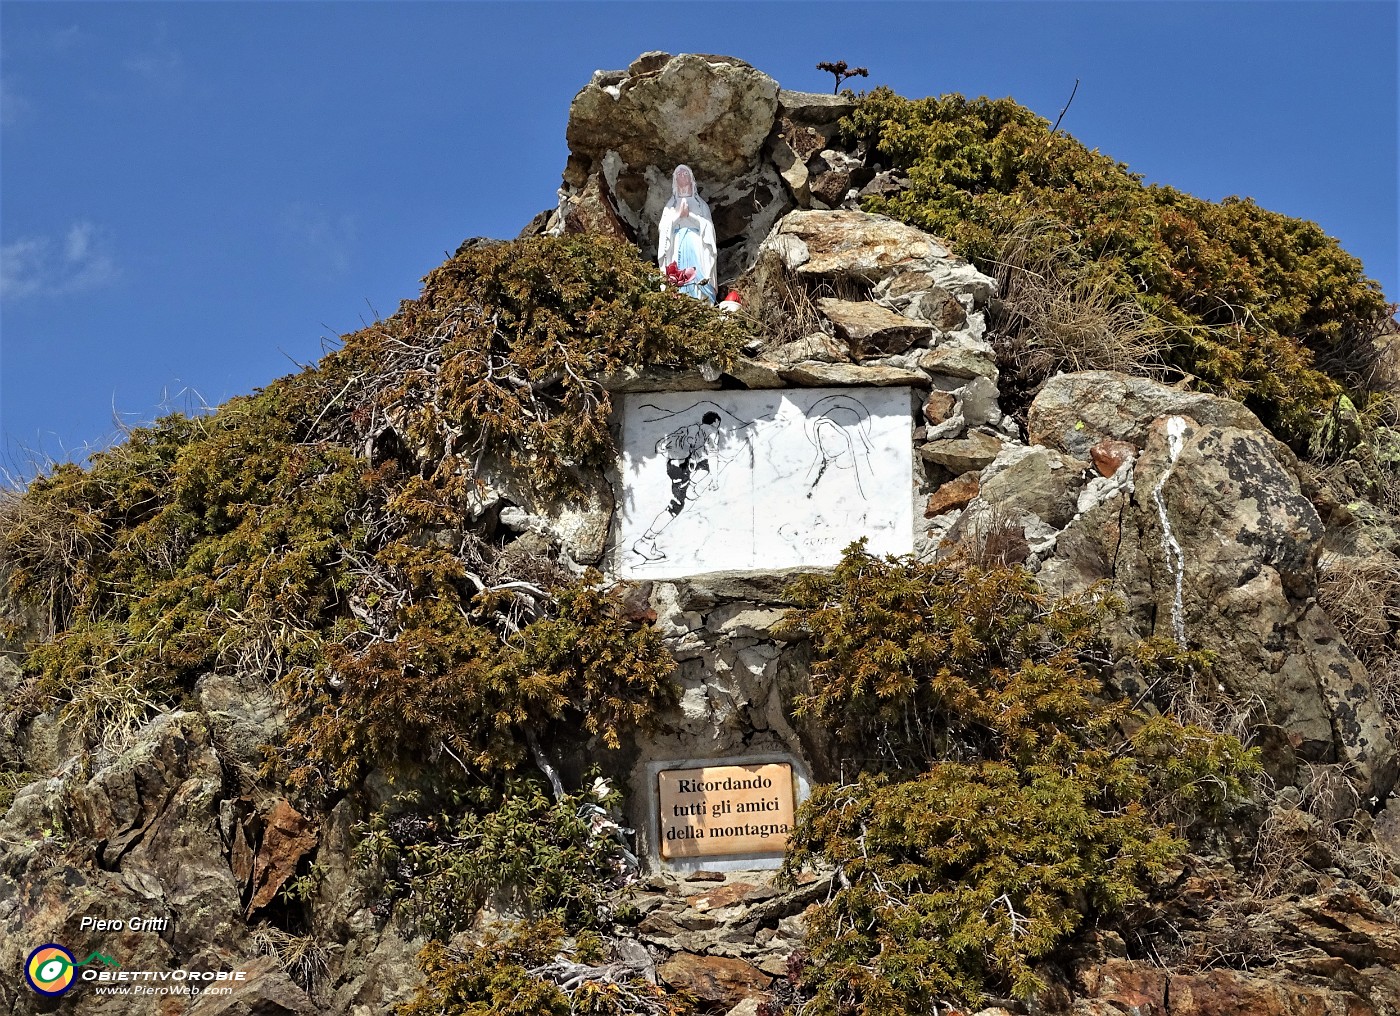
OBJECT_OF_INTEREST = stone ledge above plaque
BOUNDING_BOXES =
[638,754,812,873]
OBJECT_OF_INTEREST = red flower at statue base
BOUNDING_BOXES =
[664,261,696,287]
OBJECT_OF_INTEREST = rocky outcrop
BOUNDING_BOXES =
[0,711,311,1016]
[3,49,1398,1016]
[1037,405,1396,797]
[553,53,790,281]
[548,53,901,284]
[628,868,823,1012]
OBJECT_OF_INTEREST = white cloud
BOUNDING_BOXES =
[50,25,84,53]
[0,76,32,127]
[124,24,183,89]
[283,204,357,279]
[1,221,119,302]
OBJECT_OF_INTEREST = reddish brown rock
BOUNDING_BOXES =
[246,800,318,916]
[560,174,631,240]
[687,881,758,911]
[925,473,980,517]
[1089,437,1136,477]
[922,390,956,426]
[1079,950,1399,1016]
[809,169,851,206]
[658,953,773,1009]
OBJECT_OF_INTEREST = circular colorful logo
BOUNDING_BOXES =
[25,944,77,996]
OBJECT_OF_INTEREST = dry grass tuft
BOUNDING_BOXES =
[733,248,869,351]
[252,925,331,995]
[990,218,1171,378]
[1317,552,1400,664]
[59,669,165,760]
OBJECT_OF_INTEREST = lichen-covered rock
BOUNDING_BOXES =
[815,297,933,356]
[0,712,279,1015]
[976,444,1089,530]
[779,360,929,387]
[559,53,788,280]
[1041,417,1397,796]
[568,54,778,181]
[920,431,1004,472]
[763,210,952,281]
[1029,370,1265,459]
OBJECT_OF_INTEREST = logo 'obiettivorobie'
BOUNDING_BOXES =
[24,943,120,996]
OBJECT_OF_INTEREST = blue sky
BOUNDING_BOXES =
[2,1,1396,474]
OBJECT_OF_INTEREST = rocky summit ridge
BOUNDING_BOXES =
[3,51,1400,1016]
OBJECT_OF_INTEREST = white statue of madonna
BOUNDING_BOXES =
[657,164,717,303]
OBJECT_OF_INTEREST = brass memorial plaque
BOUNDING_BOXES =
[657,762,795,859]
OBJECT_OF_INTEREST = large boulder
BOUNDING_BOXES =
[762,210,954,282]
[568,53,779,181]
[1029,370,1265,460]
[558,53,790,281]
[1041,416,1397,796]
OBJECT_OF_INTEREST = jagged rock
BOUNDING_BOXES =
[188,955,315,1015]
[726,357,786,389]
[568,54,777,180]
[809,168,852,207]
[764,210,951,280]
[925,473,980,516]
[815,297,934,355]
[598,366,723,392]
[560,53,788,281]
[919,343,999,383]
[705,603,792,639]
[658,952,773,1009]
[977,445,1089,530]
[779,361,929,387]
[1375,798,1400,856]
[543,472,616,565]
[559,173,631,240]
[922,389,956,425]
[197,671,285,769]
[245,800,319,916]
[0,712,265,1015]
[1029,370,1264,460]
[1043,418,1397,796]
[768,331,849,366]
[776,89,858,124]
[920,432,1004,472]
[767,133,810,204]
[957,375,1002,428]
[1089,437,1136,477]
[860,169,910,199]
[687,881,760,911]
[874,274,971,328]
[1078,945,1400,1016]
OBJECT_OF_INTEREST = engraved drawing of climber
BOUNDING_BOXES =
[632,403,752,563]
[803,394,875,500]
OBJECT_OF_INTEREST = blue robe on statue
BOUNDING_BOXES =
[673,226,717,303]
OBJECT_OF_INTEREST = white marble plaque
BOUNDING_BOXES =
[616,387,913,577]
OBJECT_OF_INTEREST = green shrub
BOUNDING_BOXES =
[779,544,1258,1012]
[277,573,678,791]
[398,924,692,1016]
[843,89,1392,444]
[357,778,628,937]
[1,235,740,793]
[400,930,573,1016]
